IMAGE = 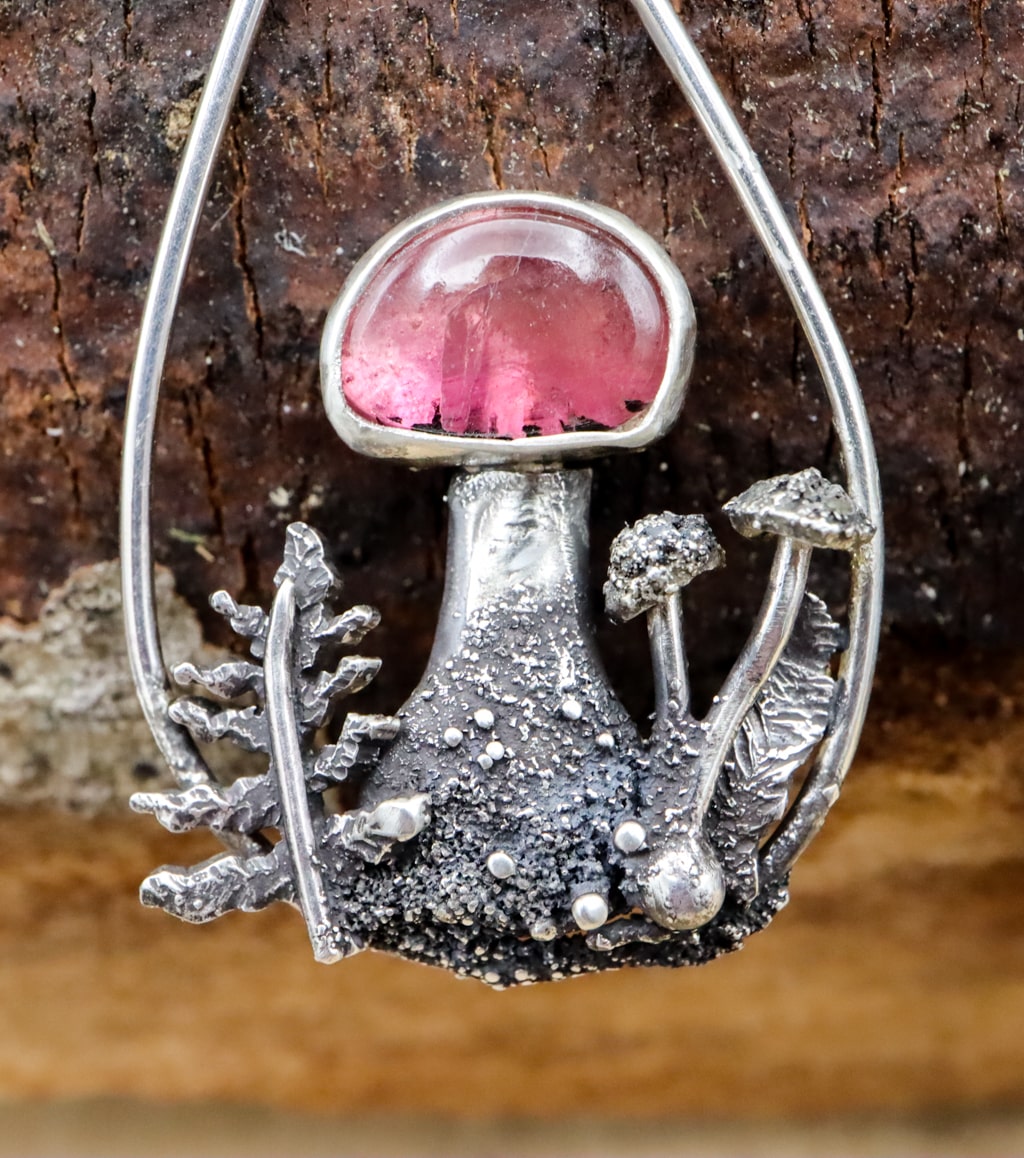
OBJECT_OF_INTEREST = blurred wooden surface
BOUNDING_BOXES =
[1,648,1023,1117]
[5,1102,1024,1158]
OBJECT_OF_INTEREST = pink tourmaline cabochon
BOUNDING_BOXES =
[337,204,671,440]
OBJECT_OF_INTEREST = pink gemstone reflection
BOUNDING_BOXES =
[339,206,670,439]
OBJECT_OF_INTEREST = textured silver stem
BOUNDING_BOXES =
[427,468,593,668]
[629,0,884,877]
[693,540,811,816]
[120,0,268,790]
[265,577,339,963]
[648,593,688,719]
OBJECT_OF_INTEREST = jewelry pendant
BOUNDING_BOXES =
[122,1,882,985]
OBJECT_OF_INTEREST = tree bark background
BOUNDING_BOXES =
[0,0,1023,1124]
[1,0,1022,665]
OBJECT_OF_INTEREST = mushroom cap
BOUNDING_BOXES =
[604,512,724,623]
[723,468,875,550]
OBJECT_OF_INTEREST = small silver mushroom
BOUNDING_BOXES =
[699,469,873,816]
[637,831,725,932]
[571,892,610,932]
[328,793,432,865]
[604,512,724,624]
[362,793,432,842]
[637,471,874,934]
[724,467,875,551]
[604,513,724,717]
[701,467,874,806]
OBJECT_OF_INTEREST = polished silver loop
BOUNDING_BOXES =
[121,0,268,797]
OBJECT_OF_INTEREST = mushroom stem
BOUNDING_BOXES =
[648,590,689,719]
[690,536,812,817]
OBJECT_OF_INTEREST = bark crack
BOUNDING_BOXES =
[994,167,1010,241]
[482,105,505,190]
[787,114,797,181]
[84,64,103,194]
[970,0,990,95]
[515,45,551,183]
[309,17,333,201]
[228,123,266,374]
[36,223,81,411]
[794,0,818,57]
[121,0,134,61]
[74,185,89,262]
[869,40,883,151]
[200,440,226,543]
[880,0,894,47]
[796,186,815,261]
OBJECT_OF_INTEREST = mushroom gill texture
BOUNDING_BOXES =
[604,513,724,624]
[723,468,875,550]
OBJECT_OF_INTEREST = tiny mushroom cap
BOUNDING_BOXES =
[604,513,725,624]
[723,467,875,551]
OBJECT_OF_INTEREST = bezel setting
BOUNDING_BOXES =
[320,191,697,467]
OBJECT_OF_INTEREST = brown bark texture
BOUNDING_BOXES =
[1,0,1024,1123]
[0,0,1021,671]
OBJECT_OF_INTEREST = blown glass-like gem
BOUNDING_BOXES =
[336,204,670,439]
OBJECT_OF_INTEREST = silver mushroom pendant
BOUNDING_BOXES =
[122,5,882,987]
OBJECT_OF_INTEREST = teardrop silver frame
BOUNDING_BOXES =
[121,0,883,889]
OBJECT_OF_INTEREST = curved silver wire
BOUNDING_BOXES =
[628,0,884,879]
[121,0,882,879]
[121,0,268,791]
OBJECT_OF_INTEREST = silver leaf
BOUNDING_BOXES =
[168,698,269,753]
[139,843,296,923]
[275,522,340,610]
[172,659,265,699]
[711,593,841,901]
[131,774,281,834]
[209,591,268,658]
